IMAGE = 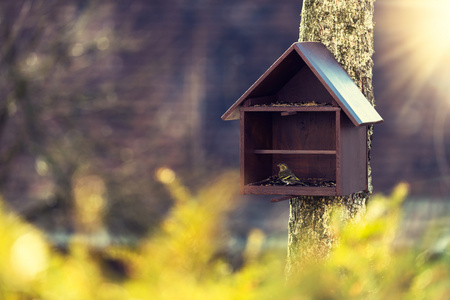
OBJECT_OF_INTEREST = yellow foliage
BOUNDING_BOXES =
[0,176,448,299]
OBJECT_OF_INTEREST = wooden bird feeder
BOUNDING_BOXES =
[222,42,383,197]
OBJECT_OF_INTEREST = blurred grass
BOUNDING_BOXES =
[0,170,449,299]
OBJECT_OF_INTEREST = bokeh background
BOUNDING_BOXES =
[0,0,449,277]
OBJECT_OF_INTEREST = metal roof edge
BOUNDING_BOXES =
[293,42,383,126]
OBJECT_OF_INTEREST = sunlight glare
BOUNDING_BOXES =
[378,0,450,99]
[422,1,450,49]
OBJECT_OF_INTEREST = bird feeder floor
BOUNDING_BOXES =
[244,176,337,196]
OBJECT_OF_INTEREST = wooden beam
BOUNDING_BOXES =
[253,149,336,155]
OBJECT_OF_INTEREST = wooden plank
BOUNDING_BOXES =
[244,185,337,197]
[254,150,336,155]
[273,111,336,152]
[365,128,369,191]
[335,110,341,195]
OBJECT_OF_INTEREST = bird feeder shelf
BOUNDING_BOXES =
[222,42,383,197]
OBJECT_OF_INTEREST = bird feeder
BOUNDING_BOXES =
[222,42,383,197]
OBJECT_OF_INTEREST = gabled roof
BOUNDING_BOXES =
[221,42,383,127]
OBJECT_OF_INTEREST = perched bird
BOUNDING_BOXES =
[277,163,304,185]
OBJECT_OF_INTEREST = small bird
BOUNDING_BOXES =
[277,163,304,185]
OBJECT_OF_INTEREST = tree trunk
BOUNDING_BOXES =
[286,0,376,276]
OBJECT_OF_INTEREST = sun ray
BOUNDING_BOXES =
[376,0,450,183]
[377,0,450,100]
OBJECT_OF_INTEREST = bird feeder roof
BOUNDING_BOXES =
[221,42,383,127]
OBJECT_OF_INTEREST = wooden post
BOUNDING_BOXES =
[286,0,376,277]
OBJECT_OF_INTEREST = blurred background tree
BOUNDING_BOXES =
[0,0,175,240]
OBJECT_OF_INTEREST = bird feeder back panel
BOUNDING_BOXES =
[242,50,336,108]
[272,111,336,151]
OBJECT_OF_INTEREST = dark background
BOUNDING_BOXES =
[0,0,449,241]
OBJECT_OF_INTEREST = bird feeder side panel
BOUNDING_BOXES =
[240,110,273,194]
[339,112,368,195]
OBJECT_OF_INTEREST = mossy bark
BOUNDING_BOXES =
[286,0,376,277]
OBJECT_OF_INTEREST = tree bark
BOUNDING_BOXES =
[286,0,376,276]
